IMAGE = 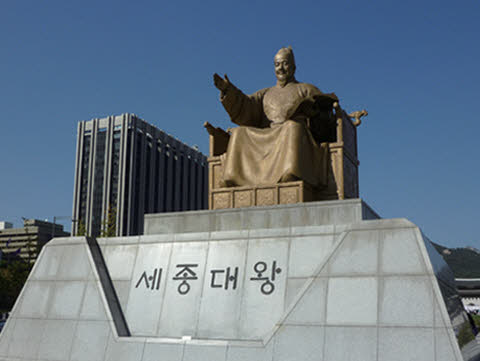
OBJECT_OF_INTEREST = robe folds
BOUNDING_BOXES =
[220,80,337,188]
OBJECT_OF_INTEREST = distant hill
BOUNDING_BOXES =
[432,242,480,278]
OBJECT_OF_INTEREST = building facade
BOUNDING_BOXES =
[0,219,69,263]
[456,278,480,312]
[72,113,208,237]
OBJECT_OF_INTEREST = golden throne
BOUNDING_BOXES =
[204,103,364,210]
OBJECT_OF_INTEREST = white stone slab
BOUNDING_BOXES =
[267,207,296,229]
[48,281,86,319]
[239,238,289,339]
[435,327,462,361]
[288,234,335,278]
[181,213,213,233]
[378,327,434,361]
[330,203,361,224]
[7,318,45,359]
[57,244,91,280]
[97,236,140,246]
[141,234,173,244]
[380,228,425,274]
[70,321,111,361]
[17,280,54,318]
[79,281,108,321]
[285,278,327,324]
[0,317,16,357]
[142,342,184,361]
[284,278,308,310]
[173,232,210,242]
[326,277,377,325]
[226,342,273,361]
[103,245,138,280]
[158,242,208,337]
[183,344,227,361]
[144,200,372,235]
[244,209,271,230]
[126,243,172,336]
[323,326,377,361]
[37,319,77,360]
[30,245,64,280]
[104,334,145,361]
[112,280,132,311]
[328,230,378,275]
[273,325,324,361]
[290,224,334,236]
[248,227,289,239]
[197,240,248,339]
[379,276,433,327]
[216,211,245,231]
[210,229,249,240]
[434,298,448,328]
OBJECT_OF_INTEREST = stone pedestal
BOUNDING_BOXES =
[0,200,478,361]
[209,181,316,210]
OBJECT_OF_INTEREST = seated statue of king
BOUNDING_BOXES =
[213,47,338,190]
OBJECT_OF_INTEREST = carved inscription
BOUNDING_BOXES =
[134,260,283,296]
[249,261,282,295]
[173,264,198,295]
[210,267,239,290]
[135,268,162,290]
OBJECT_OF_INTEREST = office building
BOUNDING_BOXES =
[72,113,208,236]
[0,219,69,263]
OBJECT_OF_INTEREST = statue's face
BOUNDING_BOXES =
[274,52,295,83]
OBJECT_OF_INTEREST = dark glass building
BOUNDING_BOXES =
[72,114,208,236]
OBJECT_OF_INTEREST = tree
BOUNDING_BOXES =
[100,206,117,238]
[0,259,32,312]
[77,219,87,236]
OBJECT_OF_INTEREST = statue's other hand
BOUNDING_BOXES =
[213,73,230,93]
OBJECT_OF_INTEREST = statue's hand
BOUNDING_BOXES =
[213,73,231,93]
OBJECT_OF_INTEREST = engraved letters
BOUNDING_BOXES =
[210,267,239,290]
[135,268,163,290]
[172,264,198,295]
[249,261,282,295]
[134,260,283,296]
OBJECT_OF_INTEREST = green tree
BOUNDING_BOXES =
[0,259,32,312]
[77,219,87,236]
[100,206,117,237]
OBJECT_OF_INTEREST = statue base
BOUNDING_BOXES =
[0,200,478,361]
[210,181,317,209]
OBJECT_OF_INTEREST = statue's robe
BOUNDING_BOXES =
[220,80,337,188]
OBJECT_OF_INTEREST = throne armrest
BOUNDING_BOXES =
[204,122,230,157]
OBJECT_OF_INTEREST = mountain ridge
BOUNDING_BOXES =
[432,242,480,278]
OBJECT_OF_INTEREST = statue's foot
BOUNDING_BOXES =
[219,179,238,188]
[279,173,299,183]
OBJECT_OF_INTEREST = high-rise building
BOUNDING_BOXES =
[72,113,208,236]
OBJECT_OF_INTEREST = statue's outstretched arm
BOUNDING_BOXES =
[213,73,232,96]
[213,73,266,127]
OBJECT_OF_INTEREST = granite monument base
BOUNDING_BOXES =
[0,199,478,361]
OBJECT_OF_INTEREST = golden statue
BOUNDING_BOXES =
[207,47,366,209]
[213,47,338,189]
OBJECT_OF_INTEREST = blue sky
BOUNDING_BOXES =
[0,0,478,249]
